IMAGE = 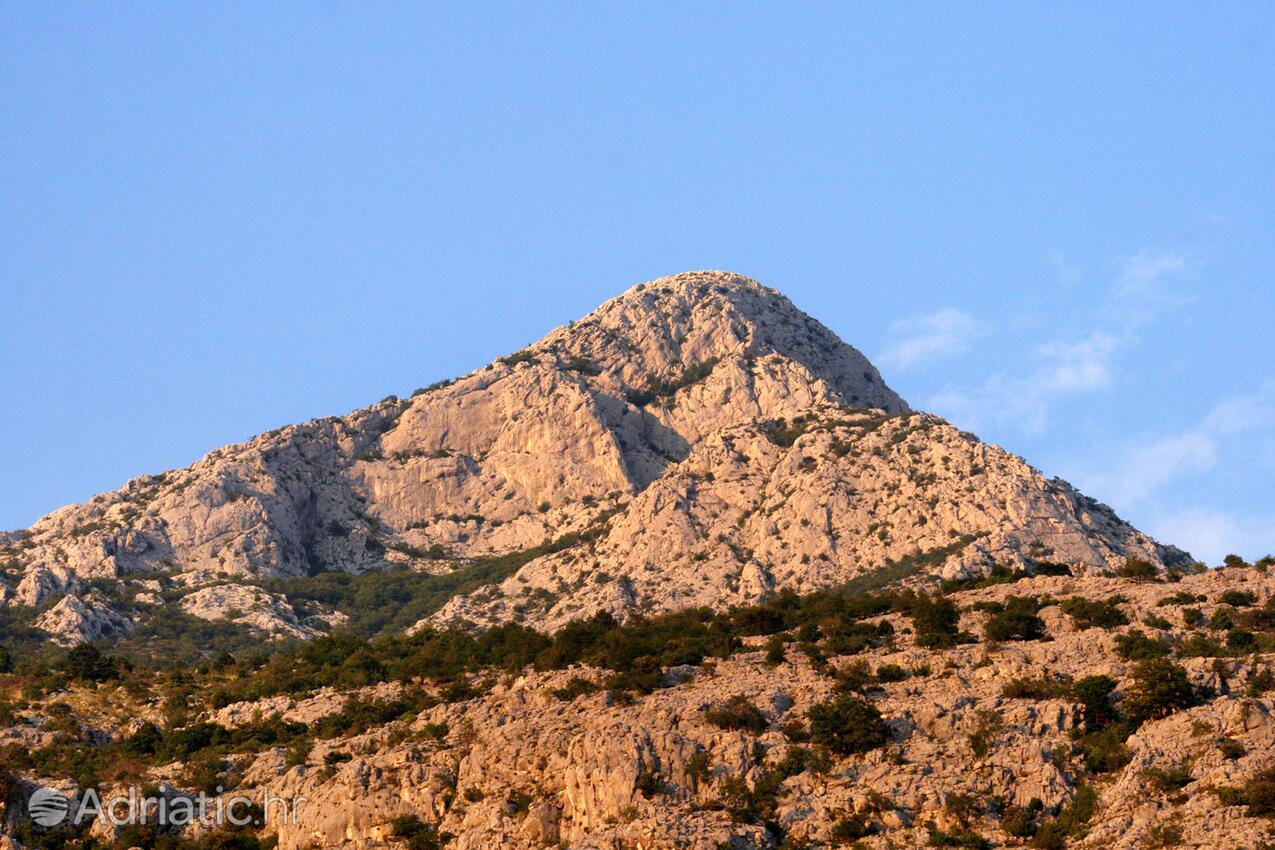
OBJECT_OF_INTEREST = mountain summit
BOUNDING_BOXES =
[0,271,1184,646]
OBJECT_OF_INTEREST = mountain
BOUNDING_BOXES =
[0,271,1185,648]
[10,271,1275,850]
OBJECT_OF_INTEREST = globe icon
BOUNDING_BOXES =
[27,787,70,827]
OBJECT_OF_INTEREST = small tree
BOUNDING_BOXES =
[1060,596,1129,630]
[390,814,441,850]
[984,597,1047,642]
[1115,557,1159,581]
[808,694,890,756]
[1114,629,1170,661]
[705,695,769,734]
[61,644,121,683]
[911,594,964,648]
[1124,658,1196,726]
[1072,675,1119,729]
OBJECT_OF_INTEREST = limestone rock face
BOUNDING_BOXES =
[0,271,1184,641]
[179,584,318,641]
[429,410,1179,631]
[33,594,132,647]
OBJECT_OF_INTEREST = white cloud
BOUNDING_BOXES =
[1110,250,1189,325]
[1118,250,1186,285]
[1144,507,1273,566]
[1083,384,1275,506]
[1036,332,1119,393]
[877,309,981,370]
[924,247,1191,436]
[927,332,1121,434]
[1069,384,1275,562]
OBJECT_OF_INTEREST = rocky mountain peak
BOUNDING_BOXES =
[530,270,907,416]
[0,271,1184,648]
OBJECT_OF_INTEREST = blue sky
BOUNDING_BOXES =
[2,4,1272,563]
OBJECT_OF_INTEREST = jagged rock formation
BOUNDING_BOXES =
[0,271,1185,645]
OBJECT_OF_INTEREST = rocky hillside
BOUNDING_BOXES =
[5,560,1275,850]
[0,271,1184,649]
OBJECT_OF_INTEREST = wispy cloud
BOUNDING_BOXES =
[877,309,981,370]
[1143,507,1273,566]
[1072,383,1275,563]
[1081,384,1275,506]
[1109,250,1189,326]
[1036,333,1119,393]
[929,331,1121,434]
[926,247,1190,435]
[1118,250,1186,285]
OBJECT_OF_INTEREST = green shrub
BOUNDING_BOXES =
[1143,817,1184,848]
[968,709,1003,758]
[390,814,441,850]
[1218,737,1247,760]
[1072,675,1119,729]
[60,644,125,682]
[1210,607,1237,631]
[1244,766,1275,816]
[808,694,891,756]
[926,824,990,849]
[875,663,908,682]
[1002,676,1070,700]
[764,634,787,666]
[1060,596,1128,630]
[1218,590,1257,607]
[550,676,600,701]
[1078,723,1133,773]
[626,358,720,406]
[1114,629,1169,660]
[1030,785,1096,849]
[1177,632,1224,658]
[1140,763,1192,794]
[829,811,875,841]
[984,597,1047,642]
[911,595,967,648]
[1124,658,1196,726]
[1001,803,1039,838]
[704,695,769,734]
[1115,557,1159,581]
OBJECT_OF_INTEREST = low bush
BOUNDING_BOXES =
[1030,785,1096,849]
[808,694,891,756]
[910,594,969,649]
[1218,590,1257,607]
[1002,676,1070,700]
[704,695,769,734]
[1113,629,1170,660]
[984,597,1047,642]
[1123,658,1196,726]
[1115,557,1159,581]
[1060,596,1128,630]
